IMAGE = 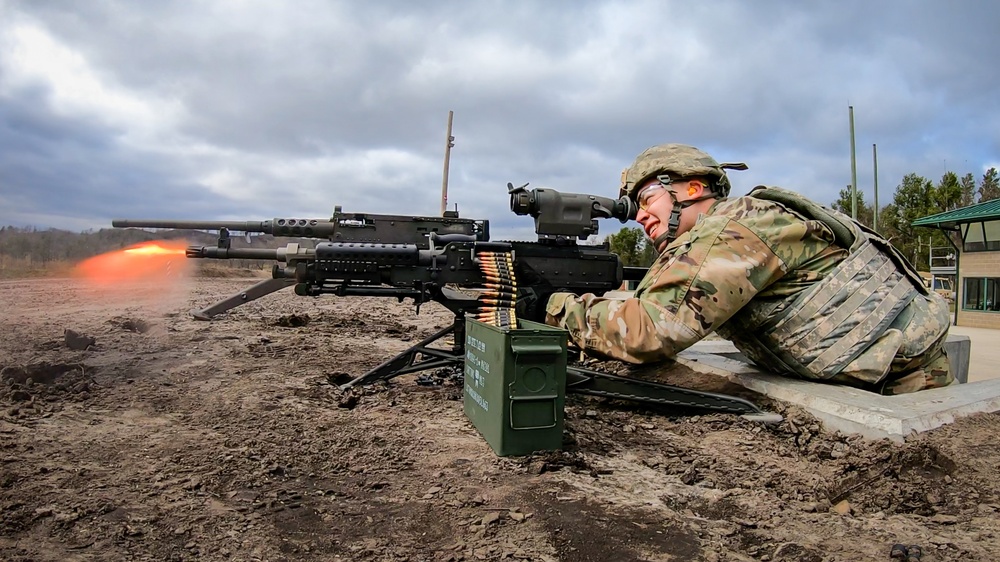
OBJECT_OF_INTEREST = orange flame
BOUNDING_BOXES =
[74,240,192,285]
[124,244,185,256]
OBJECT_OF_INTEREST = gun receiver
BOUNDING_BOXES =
[113,185,773,419]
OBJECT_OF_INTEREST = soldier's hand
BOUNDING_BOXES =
[516,286,554,323]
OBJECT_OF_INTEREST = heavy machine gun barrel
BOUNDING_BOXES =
[113,213,488,242]
[185,246,291,260]
[112,218,342,238]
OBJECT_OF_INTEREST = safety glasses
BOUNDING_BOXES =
[636,176,692,211]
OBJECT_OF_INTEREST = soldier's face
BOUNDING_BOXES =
[635,178,681,242]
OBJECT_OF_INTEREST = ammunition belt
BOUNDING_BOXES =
[475,250,518,329]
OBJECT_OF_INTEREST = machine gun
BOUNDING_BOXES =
[114,184,777,421]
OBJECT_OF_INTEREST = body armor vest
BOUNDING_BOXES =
[717,186,933,382]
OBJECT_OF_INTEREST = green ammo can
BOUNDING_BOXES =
[463,318,568,457]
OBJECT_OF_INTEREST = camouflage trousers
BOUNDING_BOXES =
[880,349,954,396]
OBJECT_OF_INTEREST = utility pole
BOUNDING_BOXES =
[849,106,858,220]
[440,111,455,216]
[872,143,879,232]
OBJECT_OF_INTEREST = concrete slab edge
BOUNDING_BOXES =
[676,350,1000,442]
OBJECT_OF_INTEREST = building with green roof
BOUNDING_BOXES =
[914,200,1000,328]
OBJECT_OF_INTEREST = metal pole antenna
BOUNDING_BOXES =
[441,111,455,216]
[872,143,879,232]
[849,106,858,220]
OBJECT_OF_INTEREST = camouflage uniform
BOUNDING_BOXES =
[545,146,952,395]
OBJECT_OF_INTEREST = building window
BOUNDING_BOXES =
[962,220,1000,252]
[963,277,1000,312]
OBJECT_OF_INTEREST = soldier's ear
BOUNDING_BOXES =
[686,180,705,198]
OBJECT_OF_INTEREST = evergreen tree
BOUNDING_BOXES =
[980,168,1000,202]
[934,171,962,211]
[879,173,945,270]
[960,173,977,207]
[831,187,874,228]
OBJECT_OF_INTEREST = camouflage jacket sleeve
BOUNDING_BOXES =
[544,197,840,363]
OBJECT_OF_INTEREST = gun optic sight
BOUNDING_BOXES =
[508,183,637,239]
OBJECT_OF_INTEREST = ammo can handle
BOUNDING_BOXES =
[508,396,559,431]
[509,331,566,430]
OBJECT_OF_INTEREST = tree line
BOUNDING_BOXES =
[831,167,999,270]
[4,166,998,275]
[607,167,1000,271]
[0,226,309,275]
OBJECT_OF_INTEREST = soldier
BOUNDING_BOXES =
[543,143,953,394]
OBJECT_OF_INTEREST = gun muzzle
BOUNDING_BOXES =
[185,246,282,260]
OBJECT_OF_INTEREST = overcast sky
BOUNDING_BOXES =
[2,0,998,241]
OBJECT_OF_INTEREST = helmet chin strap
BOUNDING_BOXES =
[650,190,716,250]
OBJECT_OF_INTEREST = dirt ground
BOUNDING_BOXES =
[1,277,999,562]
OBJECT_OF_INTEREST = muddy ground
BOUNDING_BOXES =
[1,277,998,562]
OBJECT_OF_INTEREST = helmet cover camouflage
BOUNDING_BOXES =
[619,143,748,201]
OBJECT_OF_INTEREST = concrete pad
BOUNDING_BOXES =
[947,325,1000,382]
[677,338,1000,442]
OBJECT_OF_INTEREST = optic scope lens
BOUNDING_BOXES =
[509,190,536,216]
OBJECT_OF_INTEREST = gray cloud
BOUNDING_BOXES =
[1,0,998,240]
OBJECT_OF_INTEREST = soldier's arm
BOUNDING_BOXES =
[545,218,787,363]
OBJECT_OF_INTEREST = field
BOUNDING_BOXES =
[1,277,998,561]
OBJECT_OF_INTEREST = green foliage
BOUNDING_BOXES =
[934,172,962,211]
[980,168,1000,202]
[606,226,657,267]
[959,173,977,207]
[876,174,956,270]
[830,187,874,228]
[881,175,925,267]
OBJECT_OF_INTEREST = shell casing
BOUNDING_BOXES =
[475,305,512,313]
[479,297,516,306]
[475,311,516,320]
[479,266,515,275]
[476,251,513,259]
[483,287,517,295]
[482,273,516,283]
[477,259,514,267]
[481,289,517,298]
[483,282,518,290]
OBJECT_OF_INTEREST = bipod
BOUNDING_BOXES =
[191,277,296,320]
[566,365,782,423]
[337,314,465,389]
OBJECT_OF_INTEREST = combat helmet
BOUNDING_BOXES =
[619,143,748,201]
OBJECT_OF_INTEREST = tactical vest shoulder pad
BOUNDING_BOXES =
[748,185,859,251]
